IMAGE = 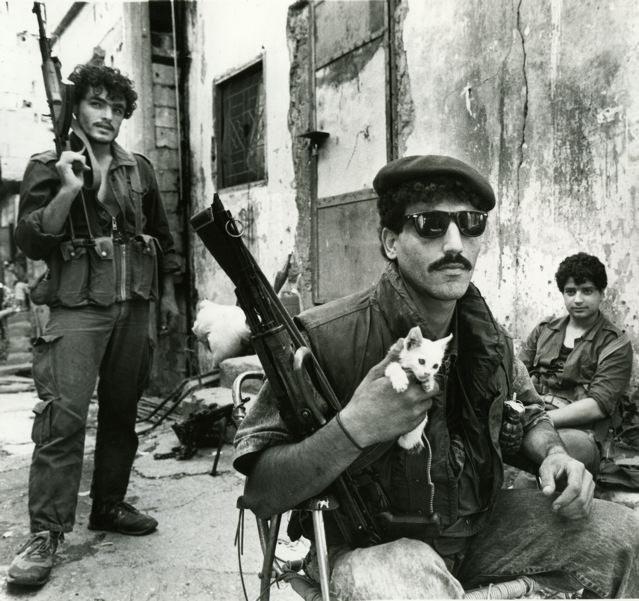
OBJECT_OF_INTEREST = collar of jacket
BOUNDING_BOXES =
[30,140,137,171]
[546,311,612,342]
[109,141,138,170]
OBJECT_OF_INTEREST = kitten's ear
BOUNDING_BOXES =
[405,326,423,350]
[439,332,453,349]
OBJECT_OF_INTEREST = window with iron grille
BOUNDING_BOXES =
[217,61,265,187]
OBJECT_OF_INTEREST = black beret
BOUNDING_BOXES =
[372,155,495,211]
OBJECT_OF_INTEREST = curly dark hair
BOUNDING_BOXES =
[555,252,607,292]
[68,64,138,118]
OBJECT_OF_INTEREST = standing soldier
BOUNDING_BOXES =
[8,64,180,587]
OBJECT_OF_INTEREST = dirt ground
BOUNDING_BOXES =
[0,383,301,601]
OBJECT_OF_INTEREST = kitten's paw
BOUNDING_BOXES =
[419,378,434,393]
[398,429,424,453]
[398,418,428,453]
[385,362,410,392]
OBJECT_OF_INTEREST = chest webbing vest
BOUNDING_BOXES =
[31,158,160,308]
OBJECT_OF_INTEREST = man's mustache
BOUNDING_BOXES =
[94,122,114,131]
[428,254,473,272]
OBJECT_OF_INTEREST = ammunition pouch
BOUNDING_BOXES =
[31,237,114,307]
[126,234,160,301]
[30,235,159,307]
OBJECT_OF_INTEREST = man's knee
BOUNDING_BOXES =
[330,538,464,600]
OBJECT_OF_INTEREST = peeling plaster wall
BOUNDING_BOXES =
[0,4,56,181]
[401,0,524,335]
[187,0,639,376]
[400,0,639,361]
[515,0,639,349]
[186,0,299,309]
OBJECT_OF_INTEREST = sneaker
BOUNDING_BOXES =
[88,501,158,536]
[7,531,62,587]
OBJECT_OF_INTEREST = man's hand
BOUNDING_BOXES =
[158,273,179,335]
[538,450,594,520]
[55,150,90,192]
[339,340,438,448]
[159,293,179,334]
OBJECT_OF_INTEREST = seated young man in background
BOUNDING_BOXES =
[519,252,633,476]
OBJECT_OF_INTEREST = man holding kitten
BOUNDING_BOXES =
[234,155,639,598]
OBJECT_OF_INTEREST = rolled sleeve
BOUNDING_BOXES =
[512,356,553,432]
[518,325,542,371]
[233,381,292,475]
[587,337,633,416]
[16,158,65,260]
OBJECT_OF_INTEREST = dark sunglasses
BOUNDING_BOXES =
[404,210,488,238]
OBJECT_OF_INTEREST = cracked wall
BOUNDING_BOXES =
[185,0,639,372]
[399,0,639,360]
[185,0,300,329]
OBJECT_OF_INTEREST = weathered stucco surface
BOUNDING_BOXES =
[186,0,299,312]
[316,45,388,198]
[399,0,639,361]
[188,0,639,378]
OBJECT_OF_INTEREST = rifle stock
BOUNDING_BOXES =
[191,194,380,547]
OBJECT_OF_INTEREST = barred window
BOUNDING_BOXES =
[217,61,265,187]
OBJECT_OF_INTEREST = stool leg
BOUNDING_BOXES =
[312,509,331,601]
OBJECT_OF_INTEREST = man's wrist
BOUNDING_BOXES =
[336,408,367,449]
[335,412,364,451]
[58,181,83,197]
[545,444,568,458]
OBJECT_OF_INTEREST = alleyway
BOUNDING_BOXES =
[2,355,639,601]
[0,374,300,601]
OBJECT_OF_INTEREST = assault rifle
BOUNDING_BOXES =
[33,2,99,190]
[191,194,381,548]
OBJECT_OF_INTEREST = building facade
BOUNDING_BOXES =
[2,0,638,390]
[186,0,639,382]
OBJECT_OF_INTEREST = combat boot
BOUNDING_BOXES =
[89,501,158,535]
[7,531,62,586]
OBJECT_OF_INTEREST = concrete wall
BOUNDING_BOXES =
[184,0,639,378]
[397,0,639,359]
[0,2,58,182]
[185,0,299,311]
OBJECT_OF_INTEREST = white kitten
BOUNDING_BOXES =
[384,327,453,453]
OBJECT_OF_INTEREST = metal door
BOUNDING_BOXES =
[310,0,393,303]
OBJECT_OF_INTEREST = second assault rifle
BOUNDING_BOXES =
[33,2,99,190]
[191,194,381,549]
